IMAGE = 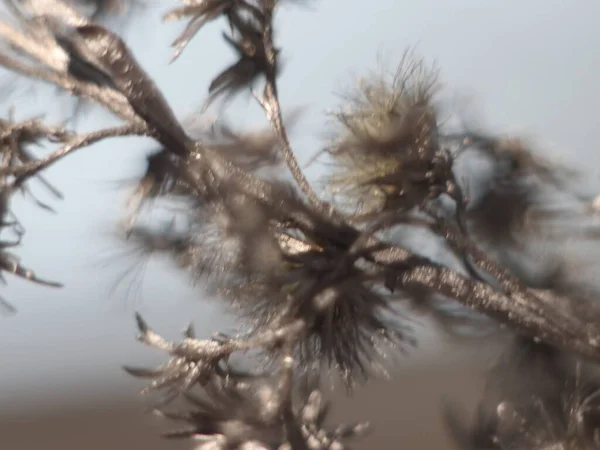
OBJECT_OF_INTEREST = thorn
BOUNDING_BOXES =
[183,322,195,339]
[135,312,148,333]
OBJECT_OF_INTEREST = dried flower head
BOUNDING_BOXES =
[445,339,600,450]
[324,50,464,220]
[466,173,541,250]
[125,313,369,449]
[460,133,585,251]
[167,183,415,385]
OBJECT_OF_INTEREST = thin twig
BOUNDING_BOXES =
[5,124,148,185]
[256,4,327,213]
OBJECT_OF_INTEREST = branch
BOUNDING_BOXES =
[397,263,600,360]
[253,3,330,214]
[0,51,139,123]
[127,313,368,448]
[4,124,148,186]
[4,5,600,429]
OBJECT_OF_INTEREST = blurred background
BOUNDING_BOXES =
[0,0,599,448]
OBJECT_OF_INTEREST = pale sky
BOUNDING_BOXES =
[1,0,599,408]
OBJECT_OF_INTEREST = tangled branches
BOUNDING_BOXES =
[2,0,600,448]
[0,115,68,312]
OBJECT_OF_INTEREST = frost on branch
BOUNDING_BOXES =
[157,382,370,450]
[125,180,416,386]
[2,0,600,448]
[126,314,370,449]
[0,114,72,310]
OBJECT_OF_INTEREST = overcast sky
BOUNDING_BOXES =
[1,0,599,408]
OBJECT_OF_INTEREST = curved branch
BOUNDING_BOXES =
[256,5,328,214]
[5,124,149,187]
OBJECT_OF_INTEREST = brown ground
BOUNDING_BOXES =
[0,356,486,450]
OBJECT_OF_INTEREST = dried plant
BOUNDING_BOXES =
[444,338,600,450]
[2,0,600,448]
